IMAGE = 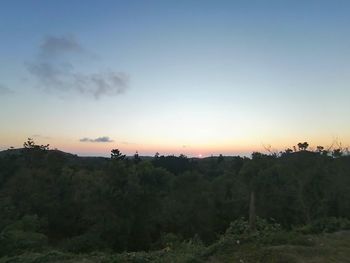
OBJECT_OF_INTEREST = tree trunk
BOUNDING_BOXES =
[249,190,256,231]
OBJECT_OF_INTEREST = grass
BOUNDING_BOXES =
[1,231,350,263]
[210,231,350,263]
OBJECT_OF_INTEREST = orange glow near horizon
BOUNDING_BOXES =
[70,142,350,157]
[1,133,348,158]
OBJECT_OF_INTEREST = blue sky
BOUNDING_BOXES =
[1,0,350,156]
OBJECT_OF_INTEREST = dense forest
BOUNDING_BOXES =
[0,139,350,262]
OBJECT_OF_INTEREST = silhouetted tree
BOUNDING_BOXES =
[297,142,309,151]
[332,148,343,158]
[217,154,224,163]
[111,149,126,160]
[133,151,141,164]
[285,148,293,154]
[316,146,324,153]
[23,138,49,151]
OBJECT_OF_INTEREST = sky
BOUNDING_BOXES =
[1,0,350,157]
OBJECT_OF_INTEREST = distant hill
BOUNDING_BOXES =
[0,148,76,158]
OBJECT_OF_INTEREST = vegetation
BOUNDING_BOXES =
[0,139,350,262]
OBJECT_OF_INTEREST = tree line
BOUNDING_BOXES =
[0,138,349,255]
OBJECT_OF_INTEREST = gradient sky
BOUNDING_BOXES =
[1,0,350,157]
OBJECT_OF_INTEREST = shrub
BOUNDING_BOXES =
[297,217,350,234]
[0,215,48,256]
[224,217,282,244]
[204,217,283,257]
[61,232,107,253]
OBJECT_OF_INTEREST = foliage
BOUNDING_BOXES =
[23,138,49,151]
[60,232,107,253]
[226,217,282,242]
[297,217,350,234]
[0,215,48,256]
[0,142,350,258]
[111,149,126,160]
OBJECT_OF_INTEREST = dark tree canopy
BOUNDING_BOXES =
[0,140,349,256]
[23,138,49,151]
[111,148,126,160]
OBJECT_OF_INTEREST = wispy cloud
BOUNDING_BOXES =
[80,136,114,143]
[0,84,13,95]
[121,141,137,145]
[39,35,84,58]
[26,35,129,99]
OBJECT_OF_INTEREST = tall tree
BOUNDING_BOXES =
[111,149,126,160]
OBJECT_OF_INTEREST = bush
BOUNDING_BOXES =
[0,215,48,256]
[0,230,47,254]
[158,233,182,249]
[224,217,282,244]
[204,217,283,257]
[297,217,350,234]
[61,232,107,253]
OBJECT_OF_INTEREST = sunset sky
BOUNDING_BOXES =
[1,0,350,157]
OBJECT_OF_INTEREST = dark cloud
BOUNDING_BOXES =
[26,62,70,90]
[27,35,129,99]
[0,84,13,95]
[73,71,128,99]
[26,62,128,99]
[40,35,83,57]
[80,136,114,143]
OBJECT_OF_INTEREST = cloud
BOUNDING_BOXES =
[40,35,83,57]
[80,136,114,143]
[26,62,70,90]
[26,62,128,99]
[121,141,137,145]
[73,71,128,99]
[0,84,13,95]
[27,35,129,99]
